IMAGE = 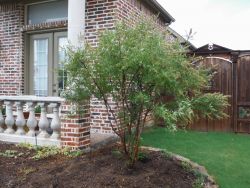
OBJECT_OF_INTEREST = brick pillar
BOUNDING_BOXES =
[60,101,90,150]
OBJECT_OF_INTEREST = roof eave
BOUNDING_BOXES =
[167,27,196,50]
[145,0,175,24]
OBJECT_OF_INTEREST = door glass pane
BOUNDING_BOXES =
[57,36,67,95]
[33,39,48,96]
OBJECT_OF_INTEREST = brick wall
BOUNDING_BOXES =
[116,0,166,27]
[85,0,118,134]
[85,0,118,47]
[0,3,24,96]
[85,0,166,47]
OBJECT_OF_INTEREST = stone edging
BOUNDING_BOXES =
[141,146,219,188]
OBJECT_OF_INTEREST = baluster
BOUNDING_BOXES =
[50,103,61,139]
[4,101,15,134]
[38,103,49,138]
[0,102,4,133]
[27,102,38,137]
[15,102,26,135]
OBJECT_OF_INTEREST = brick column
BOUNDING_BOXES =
[60,101,90,150]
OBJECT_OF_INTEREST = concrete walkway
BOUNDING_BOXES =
[90,133,119,150]
[0,133,118,150]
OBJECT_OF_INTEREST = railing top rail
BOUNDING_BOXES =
[0,95,65,103]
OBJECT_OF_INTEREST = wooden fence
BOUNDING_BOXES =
[189,44,250,133]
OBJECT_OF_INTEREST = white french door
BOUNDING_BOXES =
[29,31,67,96]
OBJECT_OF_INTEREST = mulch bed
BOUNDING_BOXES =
[0,142,203,188]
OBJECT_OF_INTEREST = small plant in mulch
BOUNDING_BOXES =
[33,146,83,160]
[19,167,36,175]
[0,150,24,158]
[192,175,206,188]
[17,143,84,160]
[160,150,174,159]
[18,143,34,150]
[180,161,206,188]
[137,152,150,163]
[111,149,123,159]
[18,167,37,181]
[181,161,193,171]
[31,146,62,160]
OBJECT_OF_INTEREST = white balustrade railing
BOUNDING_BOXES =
[0,96,64,146]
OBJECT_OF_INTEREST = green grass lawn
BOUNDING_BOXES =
[141,127,250,188]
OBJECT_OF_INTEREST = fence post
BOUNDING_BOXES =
[231,52,239,133]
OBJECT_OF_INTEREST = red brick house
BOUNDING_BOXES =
[0,0,191,149]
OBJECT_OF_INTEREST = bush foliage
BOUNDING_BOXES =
[64,19,229,166]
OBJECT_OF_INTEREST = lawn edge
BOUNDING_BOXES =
[141,146,219,188]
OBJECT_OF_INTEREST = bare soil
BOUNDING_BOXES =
[0,142,201,188]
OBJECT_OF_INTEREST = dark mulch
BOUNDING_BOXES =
[0,142,200,188]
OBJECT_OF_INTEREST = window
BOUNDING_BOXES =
[27,0,68,25]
